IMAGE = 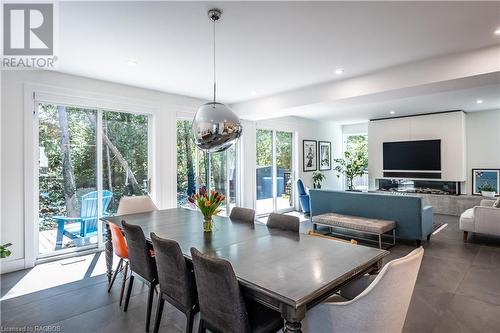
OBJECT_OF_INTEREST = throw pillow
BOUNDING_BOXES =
[494,197,500,208]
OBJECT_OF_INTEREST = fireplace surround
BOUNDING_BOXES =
[378,179,461,195]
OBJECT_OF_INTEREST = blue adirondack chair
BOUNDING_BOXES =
[54,190,113,249]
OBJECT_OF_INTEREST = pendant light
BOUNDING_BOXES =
[192,9,243,153]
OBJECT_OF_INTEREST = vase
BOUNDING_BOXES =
[203,217,213,232]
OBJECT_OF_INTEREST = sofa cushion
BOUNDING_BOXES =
[459,208,474,232]
[312,213,396,234]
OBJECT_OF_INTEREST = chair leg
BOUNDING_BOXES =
[152,294,164,333]
[198,319,206,333]
[186,309,196,333]
[463,231,469,242]
[107,258,123,293]
[124,274,134,312]
[145,283,155,332]
[119,261,129,306]
[55,221,64,250]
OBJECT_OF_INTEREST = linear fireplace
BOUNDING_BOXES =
[378,179,461,195]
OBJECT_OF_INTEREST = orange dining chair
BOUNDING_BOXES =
[107,222,130,306]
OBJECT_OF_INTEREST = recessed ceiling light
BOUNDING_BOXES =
[476,99,483,104]
[494,28,500,35]
[389,110,396,115]
[127,59,138,66]
[335,68,344,75]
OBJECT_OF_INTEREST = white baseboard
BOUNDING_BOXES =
[0,258,26,274]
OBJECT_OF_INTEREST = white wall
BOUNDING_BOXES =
[466,110,500,194]
[240,116,342,210]
[368,111,467,182]
[1,70,203,270]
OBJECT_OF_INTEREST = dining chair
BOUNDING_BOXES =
[229,207,256,223]
[266,213,300,233]
[107,222,130,306]
[190,247,283,333]
[122,220,158,332]
[150,233,199,333]
[117,195,158,215]
[303,247,424,333]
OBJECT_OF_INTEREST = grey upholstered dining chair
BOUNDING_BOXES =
[150,233,198,333]
[303,247,424,333]
[229,207,256,223]
[122,221,158,332]
[190,247,283,333]
[117,195,158,215]
[266,213,300,232]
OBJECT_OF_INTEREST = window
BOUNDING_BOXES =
[256,129,294,215]
[344,134,368,190]
[176,119,237,215]
[38,103,150,257]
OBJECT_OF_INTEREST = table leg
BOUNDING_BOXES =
[104,222,114,283]
[281,304,305,333]
[369,259,383,274]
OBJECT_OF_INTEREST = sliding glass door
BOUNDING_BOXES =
[176,119,237,216]
[256,129,294,215]
[37,103,150,257]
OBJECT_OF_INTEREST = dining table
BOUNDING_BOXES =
[103,208,389,332]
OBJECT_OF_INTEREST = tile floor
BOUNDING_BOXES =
[1,214,499,333]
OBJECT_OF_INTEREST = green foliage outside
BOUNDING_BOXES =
[256,129,292,170]
[38,104,148,231]
[335,135,368,190]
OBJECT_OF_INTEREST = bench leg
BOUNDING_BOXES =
[416,239,422,247]
[378,234,382,249]
[463,231,468,242]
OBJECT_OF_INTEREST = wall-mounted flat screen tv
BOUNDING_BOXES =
[383,139,441,171]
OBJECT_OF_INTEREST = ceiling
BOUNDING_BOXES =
[56,1,500,105]
[300,83,500,124]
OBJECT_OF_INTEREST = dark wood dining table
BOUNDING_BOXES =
[103,208,388,332]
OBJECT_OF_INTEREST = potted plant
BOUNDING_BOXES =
[334,151,368,191]
[188,188,225,232]
[480,183,496,198]
[0,243,12,259]
[312,172,326,189]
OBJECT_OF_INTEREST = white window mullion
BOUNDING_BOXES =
[272,130,277,212]
[96,110,104,249]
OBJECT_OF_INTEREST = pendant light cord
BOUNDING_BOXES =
[213,17,216,104]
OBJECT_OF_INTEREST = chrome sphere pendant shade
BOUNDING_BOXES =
[192,9,242,153]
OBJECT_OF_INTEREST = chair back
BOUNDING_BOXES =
[122,220,156,282]
[117,195,158,215]
[80,190,113,235]
[151,233,197,310]
[109,223,128,259]
[267,213,300,232]
[229,207,255,223]
[190,247,250,333]
[307,247,424,333]
[297,179,307,196]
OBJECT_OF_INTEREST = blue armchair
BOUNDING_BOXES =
[297,179,310,215]
[54,190,113,249]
